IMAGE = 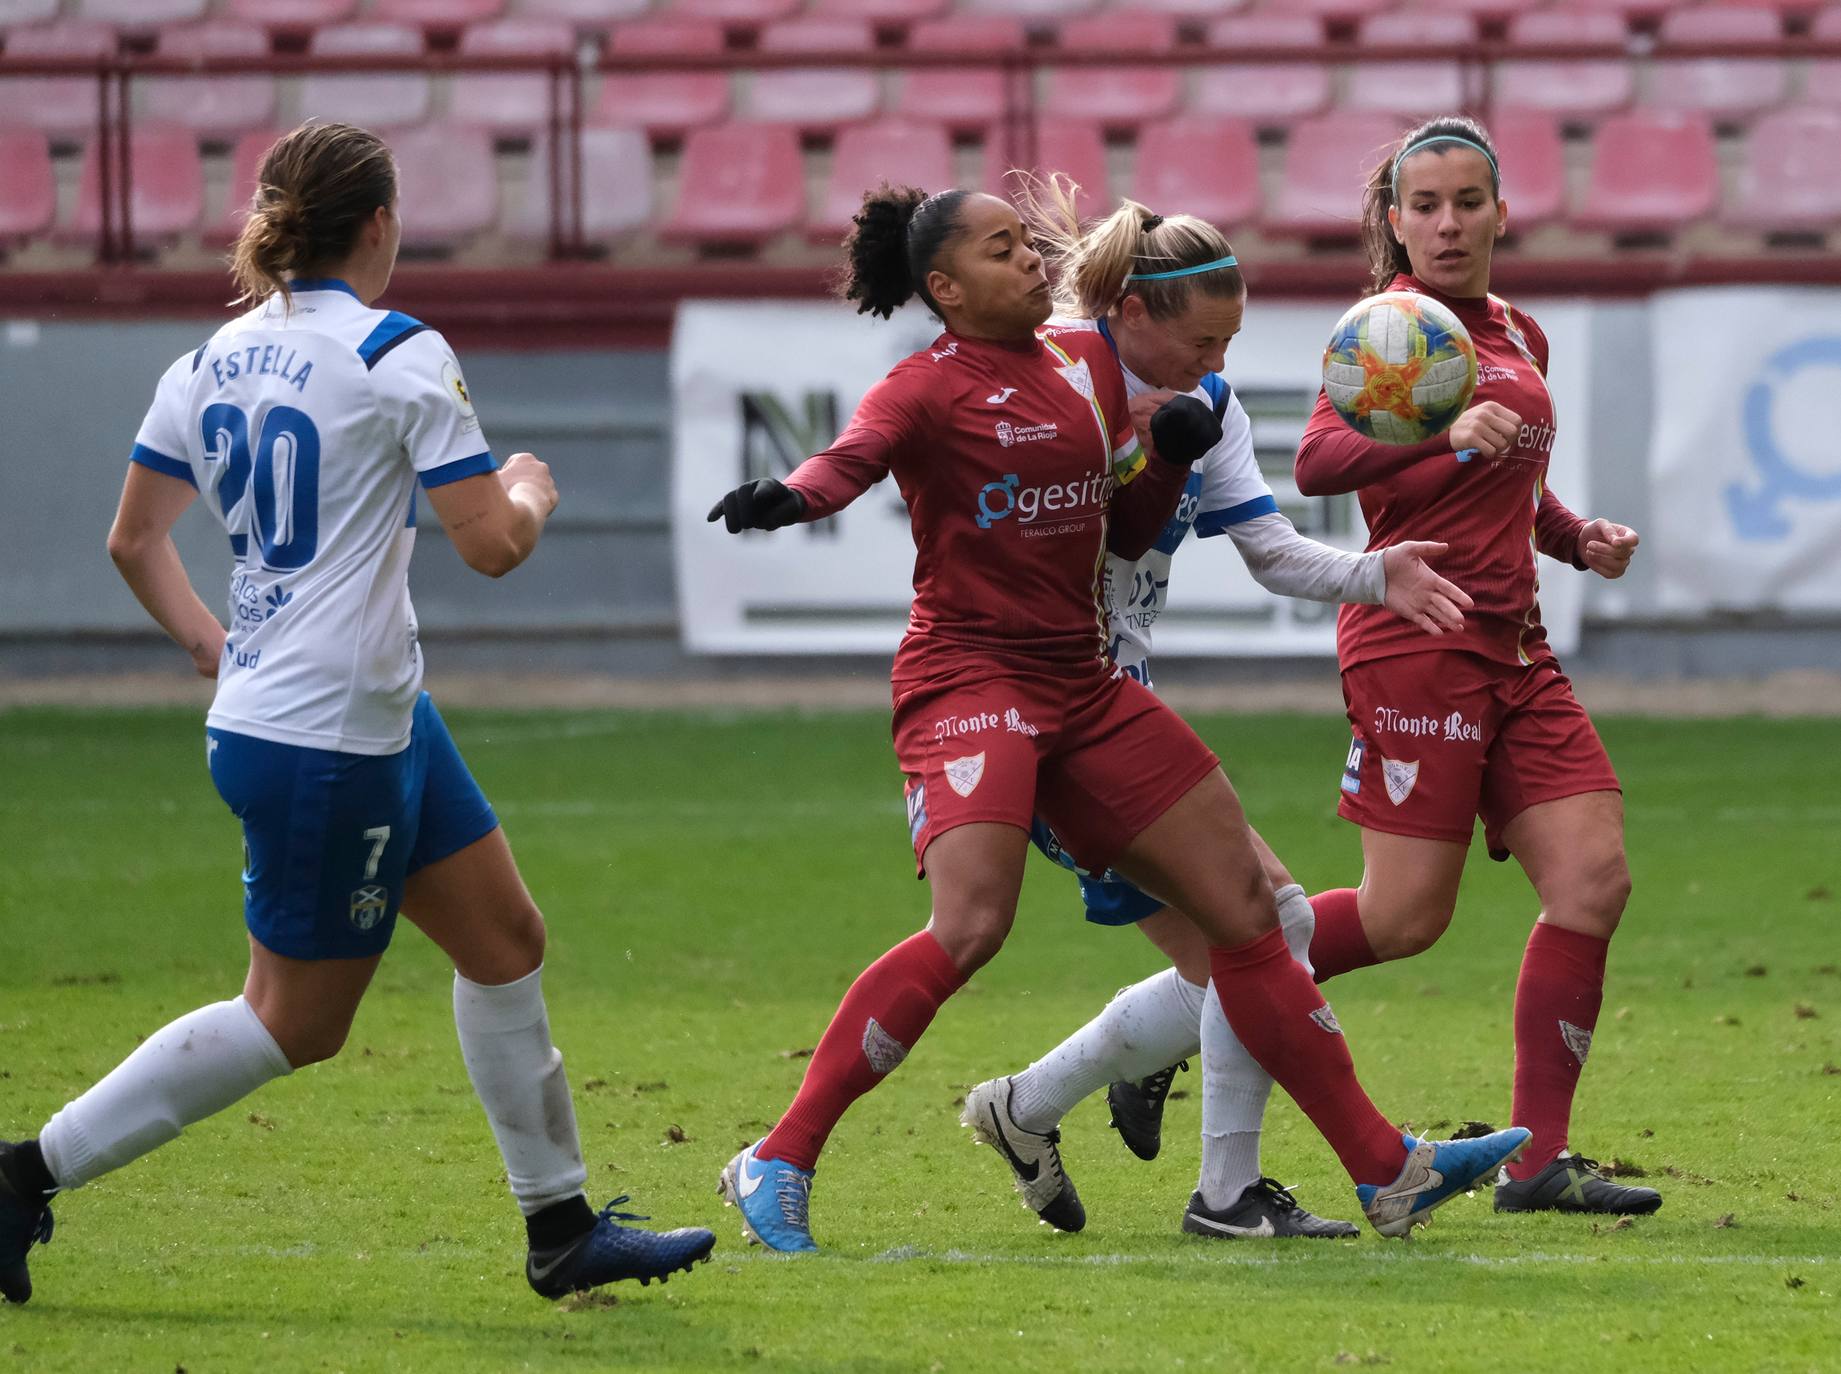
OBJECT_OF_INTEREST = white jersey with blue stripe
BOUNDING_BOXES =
[130,280,495,755]
[1049,317,1279,686]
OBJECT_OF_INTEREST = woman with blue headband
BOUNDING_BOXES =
[1294,115,1658,1216]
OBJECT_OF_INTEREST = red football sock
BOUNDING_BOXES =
[1209,927,1405,1186]
[759,929,967,1171]
[1308,888,1380,983]
[1506,921,1609,1181]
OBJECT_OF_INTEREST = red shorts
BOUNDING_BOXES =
[892,662,1220,877]
[1337,651,1620,860]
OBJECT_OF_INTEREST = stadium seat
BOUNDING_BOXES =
[812,117,953,240]
[1191,16,1331,127]
[896,17,1027,136]
[1041,13,1182,131]
[594,19,731,137]
[1725,105,1841,232]
[1648,7,1788,117]
[451,18,575,133]
[0,22,117,137]
[1488,110,1566,229]
[68,123,204,244]
[1247,0,1397,19]
[746,19,882,132]
[1132,115,1261,230]
[206,125,277,243]
[1548,0,1679,19]
[226,0,360,28]
[1343,11,1479,116]
[1495,10,1634,117]
[1264,111,1403,237]
[76,0,206,27]
[1575,110,1718,235]
[989,120,1110,220]
[300,24,431,130]
[391,123,499,250]
[513,0,651,27]
[0,126,54,243]
[960,0,1104,18]
[142,22,277,139]
[1125,0,1253,14]
[1398,0,1527,18]
[509,125,652,243]
[0,1,60,28]
[1810,6,1841,107]
[372,0,507,29]
[809,0,954,22]
[670,0,805,25]
[662,122,804,245]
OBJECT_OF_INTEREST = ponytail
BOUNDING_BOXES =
[836,184,972,320]
[1362,114,1501,295]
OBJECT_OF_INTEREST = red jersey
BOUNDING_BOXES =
[784,327,1186,680]
[1296,273,1588,670]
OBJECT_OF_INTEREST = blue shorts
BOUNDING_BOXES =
[207,692,499,961]
[1028,818,1166,927]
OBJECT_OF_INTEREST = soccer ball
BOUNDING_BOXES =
[1322,291,1478,445]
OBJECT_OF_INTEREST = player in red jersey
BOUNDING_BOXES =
[705,182,1529,1253]
[1294,116,1661,1215]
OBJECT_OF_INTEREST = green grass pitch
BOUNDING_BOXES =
[1,705,1836,1373]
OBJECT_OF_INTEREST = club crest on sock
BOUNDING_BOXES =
[1559,1019,1593,1066]
[861,1017,909,1074]
[1309,1004,1344,1035]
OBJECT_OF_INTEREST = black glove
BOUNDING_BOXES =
[706,478,807,533]
[1148,395,1222,468]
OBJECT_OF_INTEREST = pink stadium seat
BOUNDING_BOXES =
[1575,111,1717,234]
[0,22,117,137]
[896,18,1027,136]
[0,1,60,28]
[207,125,279,243]
[371,0,507,29]
[1192,16,1331,127]
[1488,110,1566,228]
[513,0,651,27]
[300,24,431,130]
[1248,0,1396,19]
[961,0,1104,18]
[1548,0,1678,18]
[1132,116,1261,229]
[1124,0,1252,14]
[989,121,1110,220]
[1344,11,1479,116]
[0,126,55,242]
[69,123,204,243]
[670,0,804,24]
[1399,0,1528,18]
[1649,7,1788,117]
[391,122,499,250]
[451,18,575,133]
[226,0,361,28]
[810,0,954,22]
[1810,7,1841,106]
[595,20,731,137]
[746,19,882,131]
[813,117,953,240]
[76,0,206,27]
[1042,13,1182,131]
[510,125,652,242]
[1726,105,1841,231]
[663,122,804,245]
[142,23,277,139]
[1265,111,1403,236]
[1495,10,1633,116]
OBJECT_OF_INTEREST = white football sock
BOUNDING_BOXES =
[453,965,588,1215]
[1007,968,1205,1135]
[1198,885,1316,1209]
[38,996,292,1189]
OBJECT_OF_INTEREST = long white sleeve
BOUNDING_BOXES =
[1222,512,1387,606]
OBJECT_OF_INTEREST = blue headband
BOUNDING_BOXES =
[1392,134,1500,197]
[1125,254,1239,282]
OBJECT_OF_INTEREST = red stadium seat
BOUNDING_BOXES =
[226,0,361,28]
[663,122,804,245]
[0,126,55,243]
[76,0,206,27]
[670,0,805,25]
[300,24,431,130]
[509,125,652,243]
[69,123,204,243]
[1495,10,1633,117]
[1726,105,1841,232]
[812,117,953,240]
[0,1,60,28]
[1248,0,1396,19]
[1546,0,1678,19]
[451,18,575,133]
[594,19,731,137]
[372,0,507,29]
[989,120,1110,220]
[1649,7,1788,118]
[1132,116,1261,229]
[1192,16,1331,127]
[1575,111,1718,234]
[391,123,499,250]
[1125,0,1252,14]
[0,22,117,137]
[1042,13,1182,131]
[895,17,1027,136]
[810,0,953,22]
[142,22,277,139]
[1488,110,1566,229]
[1344,11,1479,117]
[746,19,882,131]
[960,0,1104,18]
[512,0,652,28]
[1811,6,1841,106]
[1265,111,1403,237]
[207,125,279,243]
[1399,0,1529,18]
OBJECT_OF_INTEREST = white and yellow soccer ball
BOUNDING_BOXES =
[1322,290,1478,445]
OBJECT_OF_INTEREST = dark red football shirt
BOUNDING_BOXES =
[785,327,1187,679]
[1296,273,1588,670]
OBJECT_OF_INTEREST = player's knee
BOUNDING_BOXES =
[928,905,1014,974]
[1365,897,1456,961]
[276,1017,355,1069]
[505,899,547,974]
[1556,848,1631,936]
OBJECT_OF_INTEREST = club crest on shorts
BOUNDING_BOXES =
[944,751,986,798]
[1560,1019,1594,1066]
[349,884,388,931]
[1381,757,1420,806]
[1310,1005,1344,1035]
[862,1017,909,1074]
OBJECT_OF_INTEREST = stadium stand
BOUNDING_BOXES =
[1495,11,1635,118]
[143,22,276,138]
[0,21,116,136]
[593,18,731,137]
[1191,15,1331,128]
[300,23,432,130]
[69,123,204,245]
[1344,11,1479,117]
[518,0,653,27]
[226,0,360,28]
[1132,114,1261,229]
[1575,110,1720,236]
[813,116,952,239]
[1041,13,1183,131]
[511,124,651,242]
[451,18,575,134]
[1264,111,1404,238]
[0,0,59,26]
[1487,110,1566,230]
[371,0,506,29]
[662,120,804,246]
[208,125,276,242]
[392,121,499,250]
[1650,6,1789,118]
[1726,104,1841,233]
[671,0,805,27]
[810,0,953,21]
[993,120,1110,221]
[895,17,1027,135]
[0,125,53,243]
[77,0,208,28]
[745,18,883,131]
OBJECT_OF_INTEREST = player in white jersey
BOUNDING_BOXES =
[961,183,1475,1239]
[0,122,713,1306]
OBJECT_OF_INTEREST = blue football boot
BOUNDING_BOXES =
[718,1140,817,1253]
[0,1142,55,1306]
[1356,1128,1532,1238]
[525,1196,716,1297]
